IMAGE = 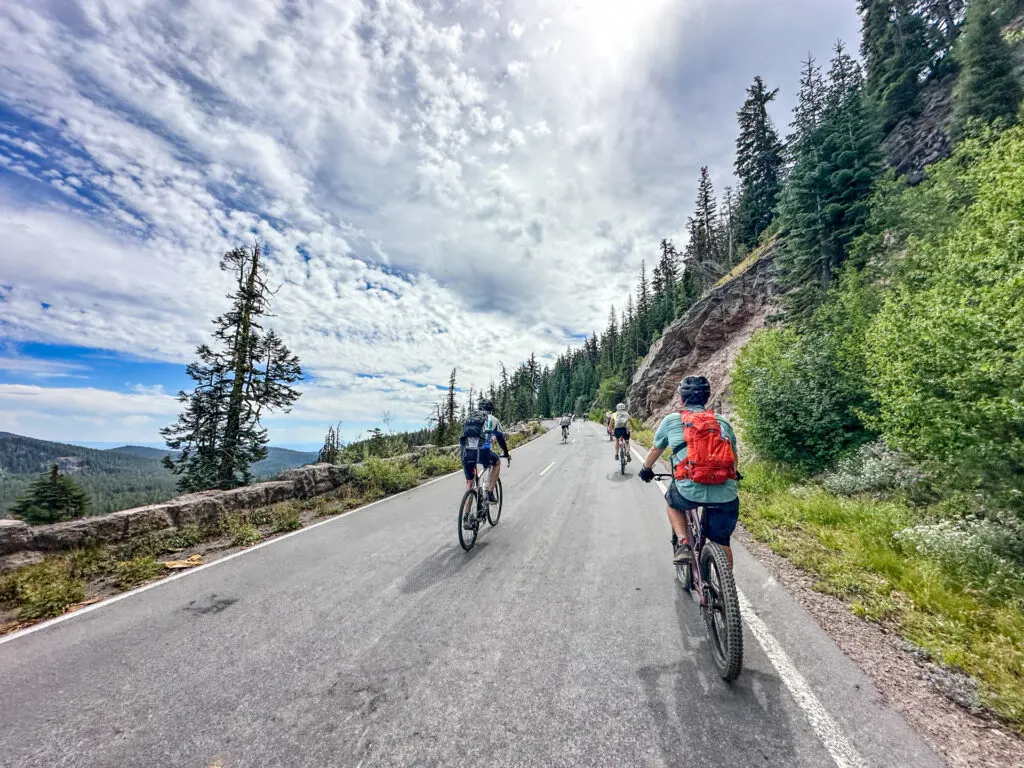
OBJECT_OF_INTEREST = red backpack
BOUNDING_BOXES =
[673,410,738,485]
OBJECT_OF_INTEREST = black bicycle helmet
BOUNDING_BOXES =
[479,399,495,413]
[677,375,711,406]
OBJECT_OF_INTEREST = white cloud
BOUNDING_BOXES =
[0,0,861,443]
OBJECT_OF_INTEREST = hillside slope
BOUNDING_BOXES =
[0,433,317,516]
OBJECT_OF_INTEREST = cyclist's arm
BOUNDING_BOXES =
[641,416,672,471]
[494,431,509,456]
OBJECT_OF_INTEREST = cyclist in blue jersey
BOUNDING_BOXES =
[460,399,510,502]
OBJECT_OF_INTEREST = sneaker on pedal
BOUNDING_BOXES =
[626,452,631,462]
[487,491,498,503]
[463,514,478,530]
[673,543,693,564]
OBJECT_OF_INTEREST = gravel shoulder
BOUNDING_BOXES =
[735,525,1024,768]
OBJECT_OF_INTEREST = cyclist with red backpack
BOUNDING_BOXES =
[638,375,740,568]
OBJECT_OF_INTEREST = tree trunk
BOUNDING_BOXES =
[219,244,261,487]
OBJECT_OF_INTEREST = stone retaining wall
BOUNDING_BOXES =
[0,463,353,570]
[0,430,538,572]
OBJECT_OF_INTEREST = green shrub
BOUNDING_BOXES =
[0,561,87,620]
[353,457,420,496]
[114,556,164,589]
[866,125,1024,513]
[414,451,462,478]
[271,507,303,533]
[223,515,262,547]
[732,327,871,471]
[161,525,203,552]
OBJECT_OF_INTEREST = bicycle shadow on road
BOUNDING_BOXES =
[636,580,801,765]
[605,470,632,482]
[400,541,491,594]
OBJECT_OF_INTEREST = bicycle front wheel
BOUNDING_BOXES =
[488,478,503,526]
[458,490,478,551]
[700,543,743,681]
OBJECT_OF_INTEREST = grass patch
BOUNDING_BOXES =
[162,525,203,552]
[271,505,303,533]
[114,556,164,589]
[741,460,1024,730]
[0,560,87,620]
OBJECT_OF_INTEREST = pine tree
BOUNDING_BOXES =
[788,54,826,156]
[952,0,1021,135]
[636,260,651,347]
[445,368,458,441]
[778,42,881,321]
[162,242,302,491]
[735,76,785,247]
[11,464,91,525]
[859,0,933,132]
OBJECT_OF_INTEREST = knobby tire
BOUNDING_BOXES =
[700,543,743,681]
[458,489,478,551]
[488,478,503,526]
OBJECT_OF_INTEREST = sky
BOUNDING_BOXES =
[0,0,860,449]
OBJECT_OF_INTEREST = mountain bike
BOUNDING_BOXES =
[615,436,629,475]
[457,455,508,551]
[652,474,743,681]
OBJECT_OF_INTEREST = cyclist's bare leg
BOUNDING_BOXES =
[667,505,688,545]
[488,461,500,493]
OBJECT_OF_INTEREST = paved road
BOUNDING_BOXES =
[0,422,942,768]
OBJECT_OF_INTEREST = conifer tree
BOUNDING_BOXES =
[859,0,933,131]
[778,42,880,320]
[952,0,1021,135]
[11,464,91,525]
[735,76,785,247]
[788,54,826,157]
[162,242,302,491]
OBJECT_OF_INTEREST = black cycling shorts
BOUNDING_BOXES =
[665,483,740,547]
[462,448,498,480]
[613,426,630,439]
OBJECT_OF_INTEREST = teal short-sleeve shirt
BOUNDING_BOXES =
[653,406,739,504]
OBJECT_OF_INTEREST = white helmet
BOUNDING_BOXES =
[616,403,626,411]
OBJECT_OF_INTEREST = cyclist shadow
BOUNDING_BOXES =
[400,541,491,594]
[637,584,800,764]
[605,470,632,482]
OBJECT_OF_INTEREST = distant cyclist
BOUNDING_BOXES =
[559,413,571,440]
[638,375,739,568]
[605,411,614,440]
[460,399,509,502]
[611,403,631,462]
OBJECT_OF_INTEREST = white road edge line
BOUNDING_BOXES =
[736,590,867,768]
[539,461,556,476]
[630,444,867,768]
[1,432,556,647]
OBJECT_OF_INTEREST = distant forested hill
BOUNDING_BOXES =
[0,433,317,517]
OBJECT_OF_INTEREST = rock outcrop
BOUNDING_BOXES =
[628,246,780,425]
[881,75,955,184]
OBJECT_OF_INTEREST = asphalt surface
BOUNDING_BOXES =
[0,422,943,768]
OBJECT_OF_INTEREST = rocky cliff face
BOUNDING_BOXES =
[628,246,780,425]
[881,75,955,184]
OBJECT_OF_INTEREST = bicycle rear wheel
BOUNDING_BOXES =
[700,543,743,681]
[620,443,627,475]
[488,478,503,526]
[458,490,478,551]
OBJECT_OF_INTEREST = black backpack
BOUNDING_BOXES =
[462,412,486,441]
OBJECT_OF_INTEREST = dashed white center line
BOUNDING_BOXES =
[539,461,556,477]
